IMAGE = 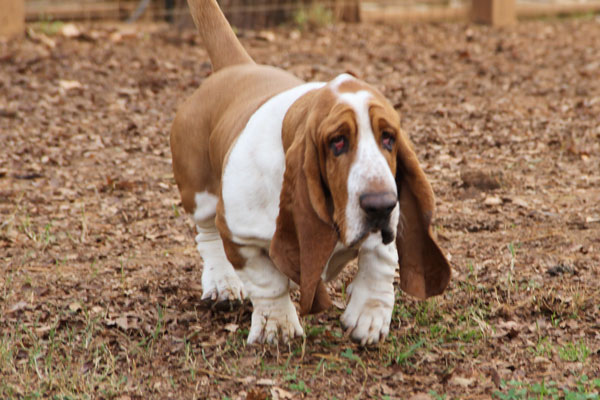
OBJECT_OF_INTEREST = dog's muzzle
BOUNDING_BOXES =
[359,192,397,244]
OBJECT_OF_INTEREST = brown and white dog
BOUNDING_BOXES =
[170,0,451,345]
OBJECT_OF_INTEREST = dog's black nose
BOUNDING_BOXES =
[359,192,397,219]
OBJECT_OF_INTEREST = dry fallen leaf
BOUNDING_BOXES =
[59,80,83,91]
[585,215,600,224]
[484,196,503,206]
[116,316,129,331]
[256,30,276,42]
[271,387,293,400]
[91,306,104,314]
[7,301,28,314]
[246,388,268,400]
[26,28,56,48]
[60,23,81,38]
[408,394,433,400]
[449,376,475,388]
[511,197,530,209]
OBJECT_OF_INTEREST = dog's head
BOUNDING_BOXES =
[270,74,451,315]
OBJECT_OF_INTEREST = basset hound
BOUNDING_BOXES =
[170,0,451,345]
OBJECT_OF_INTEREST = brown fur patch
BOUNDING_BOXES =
[170,64,303,215]
[214,195,246,270]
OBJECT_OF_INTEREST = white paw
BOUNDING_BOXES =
[247,294,304,345]
[340,281,394,346]
[201,266,247,303]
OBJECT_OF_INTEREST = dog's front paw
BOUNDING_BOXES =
[340,282,394,346]
[201,265,247,308]
[247,294,304,345]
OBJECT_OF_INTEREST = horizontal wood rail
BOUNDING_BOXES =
[362,1,600,24]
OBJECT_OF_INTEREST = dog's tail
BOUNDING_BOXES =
[187,0,255,71]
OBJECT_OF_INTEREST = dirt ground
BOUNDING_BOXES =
[1,16,600,400]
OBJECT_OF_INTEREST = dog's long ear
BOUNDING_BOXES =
[395,130,451,299]
[270,113,338,316]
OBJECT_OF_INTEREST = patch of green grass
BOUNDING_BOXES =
[494,376,600,400]
[31,19,65,36]
[528,336,553,358]
[559,339,590,363]
[293,3,333,30]
[0,310,134,399]
[285,366,311,394]
[340,347,367,379]
[494,379,557,400]
[387,337,424,366]
[429,390,447,400]
[1,271,14,301]
[414,299,443,327]
[505,242,518,302]
[550,312,562,328]
[387,266,492,366]
[306,324,326,338]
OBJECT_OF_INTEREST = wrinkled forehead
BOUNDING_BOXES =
[325,74,399,124]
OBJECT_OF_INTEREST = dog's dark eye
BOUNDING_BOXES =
[381,131,395,151]
[329,135,348,156]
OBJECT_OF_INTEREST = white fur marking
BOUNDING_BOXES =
[193,192,245,302]
[338,90,397,245]
[329,73,356,90]
[193,191,219,224]
[222,82,325,245]
[340,232,399,345]
[235,249,303,344]
[195,223,246,302]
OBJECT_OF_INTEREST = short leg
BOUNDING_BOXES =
[193,191,246,306]
[196,222,247,305]
[236,247,303,345]
[341,233,398,345]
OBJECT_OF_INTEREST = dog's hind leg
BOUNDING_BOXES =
[193,191,246,307]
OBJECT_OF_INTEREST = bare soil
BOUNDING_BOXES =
[1,18,599,399]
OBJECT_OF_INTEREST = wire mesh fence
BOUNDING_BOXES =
[24,0,363,27]
[23,0,600,26]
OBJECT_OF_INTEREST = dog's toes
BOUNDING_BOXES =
[246,294,303,345]
[265,330,278,345]
[200,288,218,303]
[341,293,392,346]
[200,289,243,311]
[340,309,359,333]
[200,273,247,310]
[213,299,242,312]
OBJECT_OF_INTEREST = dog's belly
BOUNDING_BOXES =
[221,82,325,247]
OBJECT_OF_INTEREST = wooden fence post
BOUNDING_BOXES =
[334,0,361,23]
[471,0,516,26]
[0,0,25,38]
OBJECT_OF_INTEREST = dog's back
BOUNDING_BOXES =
[170,0,303,213]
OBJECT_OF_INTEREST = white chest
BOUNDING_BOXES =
[221,82,325,247]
